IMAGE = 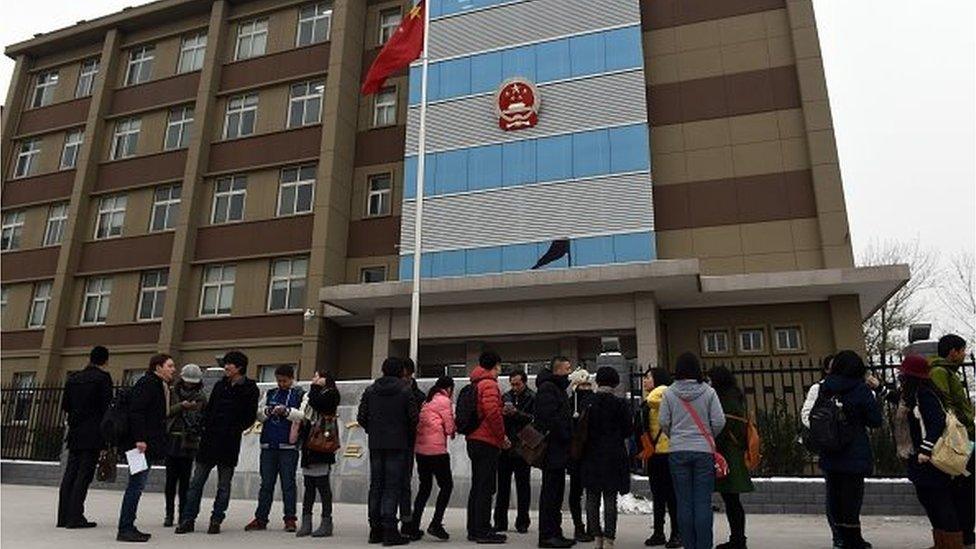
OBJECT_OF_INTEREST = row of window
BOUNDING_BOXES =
[29,59,99,108]
[1,203,67,251]
[399,231,655,280]
[13,78,395,179]
[408,26,643,105]
[700,325,806,357]
[403,123,650,199]
[0,260,388,330]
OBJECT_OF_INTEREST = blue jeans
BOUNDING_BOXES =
[669,451,715,549]
[255,448,299,522]
[180,461,235,524]
[367,449,408,530]
[118,469,149,533]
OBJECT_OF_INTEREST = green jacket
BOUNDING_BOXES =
[930,358,975,440]
[715,390,754,494]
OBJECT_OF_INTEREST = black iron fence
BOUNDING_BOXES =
[1,384,67,461]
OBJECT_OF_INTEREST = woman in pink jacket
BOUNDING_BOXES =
[412,376,456,540]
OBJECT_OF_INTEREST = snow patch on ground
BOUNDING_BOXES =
[618,492,654,515]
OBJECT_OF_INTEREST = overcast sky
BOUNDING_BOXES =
[2,1,974,323]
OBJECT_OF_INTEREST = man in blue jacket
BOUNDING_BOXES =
[246,364,305,532]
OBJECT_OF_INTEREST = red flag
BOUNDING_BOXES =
[362,1,425,95]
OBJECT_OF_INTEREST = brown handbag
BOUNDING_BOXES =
[96,447,118,482]
[305,415,340,454]
[515,424,548,468]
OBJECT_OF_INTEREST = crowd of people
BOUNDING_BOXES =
[52,334,974,548]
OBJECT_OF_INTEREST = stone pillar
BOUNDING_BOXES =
[635,292,662,369]
[1,54,29,171]
[158,0,230,361]
[301,0,368,372]
[559,337,579,364]
[465,341,483,371]
[371,309,393,378]
[35,30,121,383]
[828,294,865,354]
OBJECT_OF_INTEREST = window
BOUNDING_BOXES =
[125,46,155,85]
[200,264,235,316]
[94,194,127,239]
[774,326,805,353]
[10,372,37,422]
[366,173,392,217]
[27,281,53,328]
[137,270,168,321]
[123,369,143,387]
[60,129,84,169]
[277,165,315,216]
[235,18,268,60]
[31,71,59,108]
[737,327,766,354]
[373,87,397,127]
[111,117,141,159]
[1,286,8,319]
[13,139,40,178]
[76,58,99,97]
[297,3,332,46]
[178,32,207,73]
[43,202,69,246]
[258,364,294,383]
[701,329,730,356]
[378,8,401,44]
[268,257,307,311]
[81,276,112,325]
[1,211,25,251]
[360,266,386,283]
[287,80,324,128]
[165,106,194,150]
[212,176,247,223]
[150,185,181,232]
[223,93,258,139]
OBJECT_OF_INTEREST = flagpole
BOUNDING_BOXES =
[409,0,431,365]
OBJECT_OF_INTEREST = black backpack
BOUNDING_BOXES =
[455,381,483,436]
[100,388,132,447]
[805,385,856,454]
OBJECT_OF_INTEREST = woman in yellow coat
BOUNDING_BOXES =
[643,368,681,548]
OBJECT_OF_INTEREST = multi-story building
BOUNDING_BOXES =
[2,0,906,386]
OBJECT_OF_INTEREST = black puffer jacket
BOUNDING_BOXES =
[580,390,633,494]
[534,368,573,469]
[196,376,259,467]
[301,384,341,467]
[357,376,419,451]
[62,365,113,451]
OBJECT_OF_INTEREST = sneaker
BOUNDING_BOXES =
[665,533,683,548]
[116,529,151,543]
[383,528,410,546]
[207,520,221,534]
[427,523,449,540]
[244,518,267,531]
[402,522,423,541]
[474,532,507,544]
[283,517,298,532]
[175,520,195,534]
[645,532,666,546]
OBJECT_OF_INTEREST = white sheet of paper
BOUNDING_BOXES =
[125,448,148,475]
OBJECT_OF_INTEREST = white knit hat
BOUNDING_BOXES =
[568,367,591,389]
[180,363,203,383]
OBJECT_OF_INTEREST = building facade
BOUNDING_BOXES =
[2,0,905,386]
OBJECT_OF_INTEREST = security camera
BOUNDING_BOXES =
[303,308,316,321]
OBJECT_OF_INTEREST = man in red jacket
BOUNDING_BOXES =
[466,351,511,544]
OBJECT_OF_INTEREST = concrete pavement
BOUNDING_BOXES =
[1,484,929,548]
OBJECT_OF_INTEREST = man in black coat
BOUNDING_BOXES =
[399,358,427,540]
[357,357,419,546]
[534,356,575,549]
[117,353,176,542]
[58,345,113,529]
[176,351,259,535]
[495,369,535,534]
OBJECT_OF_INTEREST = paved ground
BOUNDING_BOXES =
[1,484,929,548]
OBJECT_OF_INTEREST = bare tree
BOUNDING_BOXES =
[859,238,939,362]
[937,251,976,344]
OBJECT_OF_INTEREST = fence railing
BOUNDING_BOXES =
[3,357,973,474]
